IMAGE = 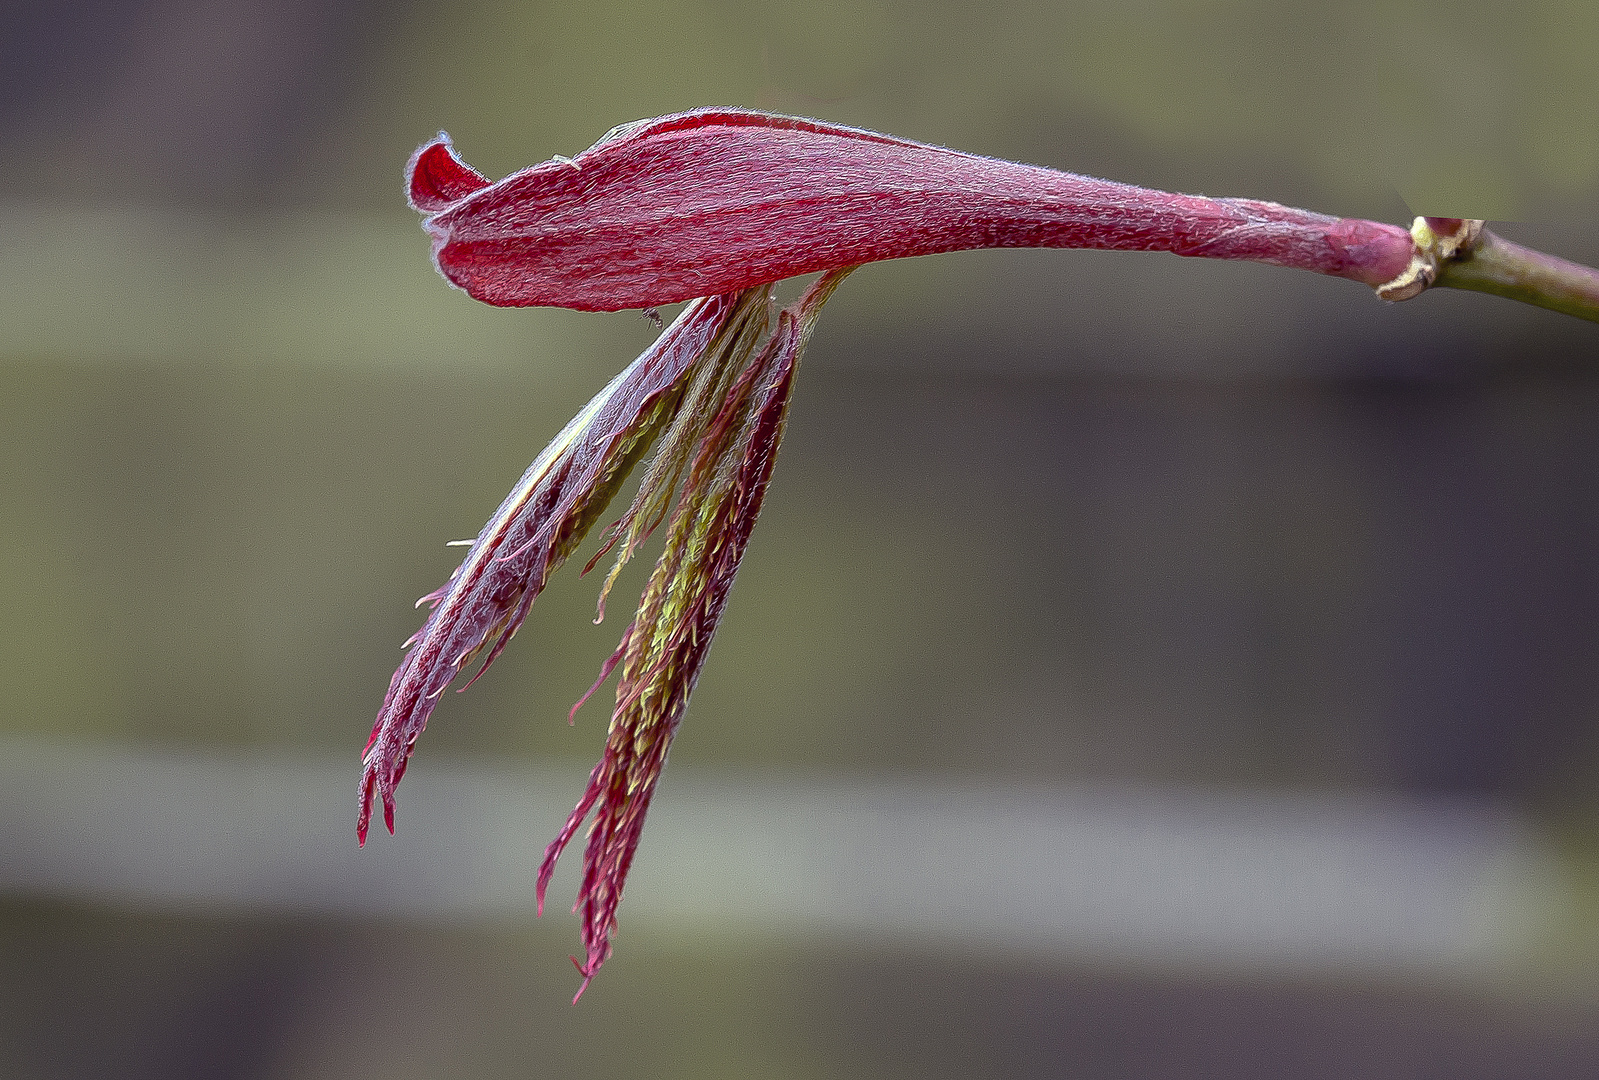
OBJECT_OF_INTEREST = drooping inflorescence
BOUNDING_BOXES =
[366,108,1496,999]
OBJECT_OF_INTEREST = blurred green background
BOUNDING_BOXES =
[4,1,1599,1076]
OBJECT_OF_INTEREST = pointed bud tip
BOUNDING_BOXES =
[569,958,595,1003]
[356,770,375,845]
[406,132,491,213]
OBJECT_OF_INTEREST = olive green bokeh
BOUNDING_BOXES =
[5,1,1599,1076]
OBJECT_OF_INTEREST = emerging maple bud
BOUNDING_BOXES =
[407,108,1418,313]
[369,108,1456,1000]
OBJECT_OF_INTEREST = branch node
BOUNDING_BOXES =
[1375,217,1485,302]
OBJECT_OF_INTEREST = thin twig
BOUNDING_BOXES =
[1432,224,1599,324]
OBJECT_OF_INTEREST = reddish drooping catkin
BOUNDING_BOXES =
[357,294,741,844]
[407,109,1417,312]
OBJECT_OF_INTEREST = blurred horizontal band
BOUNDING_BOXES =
[0,201,596,371]
[0,735,1560,976]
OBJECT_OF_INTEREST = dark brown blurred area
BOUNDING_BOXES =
[4,1,1599,1077]
[7,900,1599,1080]
[4,0,404,207]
